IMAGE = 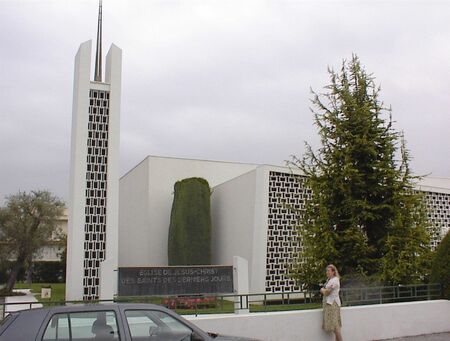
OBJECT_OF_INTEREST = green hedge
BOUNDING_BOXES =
[32,262,65,283]
[430,232,450,299]
[168,178,212,265]
[0,261,65,284]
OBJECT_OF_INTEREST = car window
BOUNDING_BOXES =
[42,311,120,341]
[43,314,70,340]
[125,310,192,341]
[70,311,119,340]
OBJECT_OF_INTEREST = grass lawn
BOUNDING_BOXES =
[14,282,66,303]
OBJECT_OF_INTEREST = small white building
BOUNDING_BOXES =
[35,209,68,262]
[119,155,450,294]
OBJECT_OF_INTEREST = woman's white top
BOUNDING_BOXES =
[324,276,341,306]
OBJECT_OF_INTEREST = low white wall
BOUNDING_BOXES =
[187,300,450,341]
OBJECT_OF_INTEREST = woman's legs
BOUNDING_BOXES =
[334,327,343,341]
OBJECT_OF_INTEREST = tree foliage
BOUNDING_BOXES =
[430,232,450,299]
[168,178,212,266]
[0,190,64,292]
[380,146,432,285]
[289,55,431,287]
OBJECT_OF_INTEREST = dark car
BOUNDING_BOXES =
[0,303,257,341]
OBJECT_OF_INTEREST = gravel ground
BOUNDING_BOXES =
[382,333,450,341]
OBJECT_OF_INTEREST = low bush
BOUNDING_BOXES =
[163,296,217,310]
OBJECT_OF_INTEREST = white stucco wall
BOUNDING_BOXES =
[118,159,149,267]
[66,40,92,301]
[187,300,450,341]
[103,44,122,287]
[211,166,271,294]
[66,40,122,300]
[211,170,258,291]
[417,176,450,194]
[118,156,258,267]
[212,165,305,294]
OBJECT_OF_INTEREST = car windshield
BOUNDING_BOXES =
[125,309,192,341]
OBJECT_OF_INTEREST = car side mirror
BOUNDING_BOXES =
[191,331,205,341]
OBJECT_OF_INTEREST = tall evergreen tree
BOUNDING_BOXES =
[289,55,430,287]
[380,138,432,284]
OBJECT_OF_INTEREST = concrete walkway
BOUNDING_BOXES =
[382,333,450,341]
[5,289,42,313]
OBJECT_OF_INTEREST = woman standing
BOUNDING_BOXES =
[320,264,343,341]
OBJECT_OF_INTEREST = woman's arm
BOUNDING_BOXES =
[321,288,332,296]
[321,278,337,296]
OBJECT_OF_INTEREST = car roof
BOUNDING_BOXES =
[15,302,168,315]
[1,303,203,340]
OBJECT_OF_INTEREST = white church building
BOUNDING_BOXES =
[66,2,450,301]
[118,156,450,295]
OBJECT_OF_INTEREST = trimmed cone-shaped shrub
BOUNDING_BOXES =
[168,178,212,265]
[430,231,450,299]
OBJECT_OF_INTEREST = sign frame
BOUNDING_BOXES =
[118,265,234,296]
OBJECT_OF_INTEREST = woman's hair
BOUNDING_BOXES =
[327,264,340,278]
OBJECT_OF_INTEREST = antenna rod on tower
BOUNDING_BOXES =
[94,0,103,82]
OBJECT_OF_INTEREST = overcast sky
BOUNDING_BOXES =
[1,0,449,204]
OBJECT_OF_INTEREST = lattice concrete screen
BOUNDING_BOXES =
[423,191,450,249]
[266,171,312,293]
[265,171,449,293]
[83,89,110,300]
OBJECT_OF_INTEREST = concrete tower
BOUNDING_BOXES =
[66,0,122,301]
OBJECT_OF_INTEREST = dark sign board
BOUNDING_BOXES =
[118,265,234,296]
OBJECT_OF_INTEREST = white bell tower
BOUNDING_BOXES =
[66,0,121,301]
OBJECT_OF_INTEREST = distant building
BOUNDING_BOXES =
[35,208,68,262]
[119,156,450,294]
[416,177,450,249]
[1,209,67,263]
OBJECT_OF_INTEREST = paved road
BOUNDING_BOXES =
[383,333,450,341]
[5,289,42,313]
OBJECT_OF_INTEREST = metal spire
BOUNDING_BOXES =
[94,0,103,82]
